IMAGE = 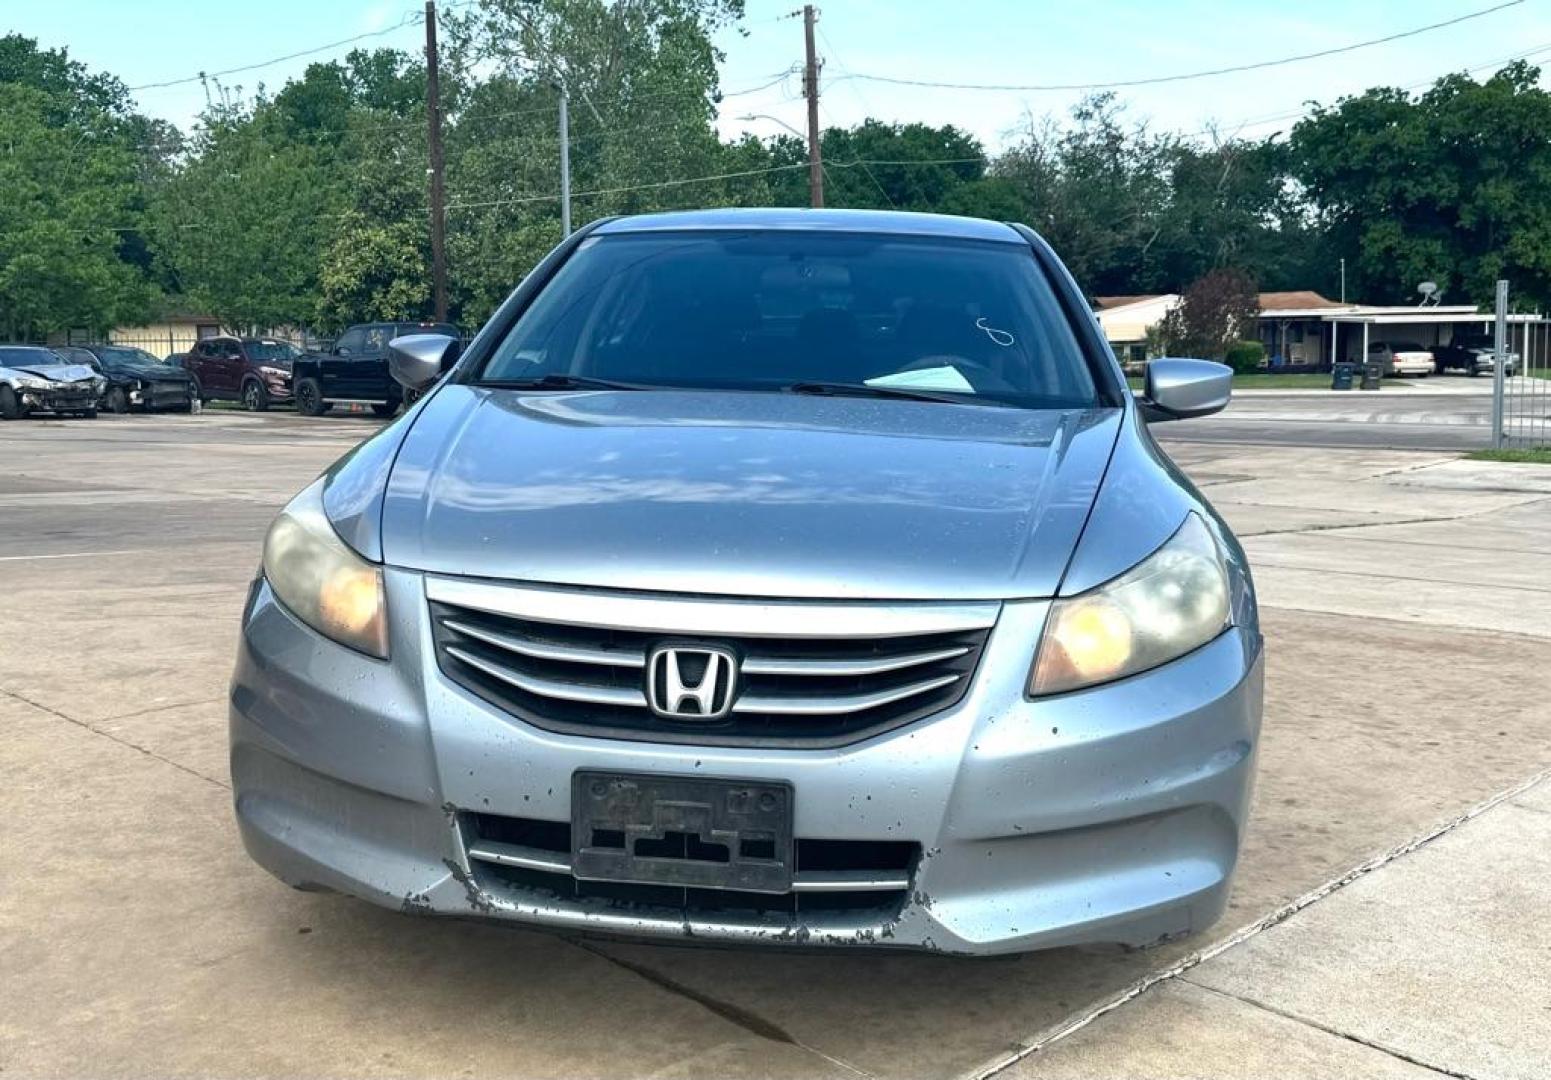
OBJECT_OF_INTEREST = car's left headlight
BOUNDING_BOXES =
[1030,513,1229,696]
[261,479,388,658]
[13,375,49,390]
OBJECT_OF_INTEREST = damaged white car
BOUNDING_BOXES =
[0,346,107,420]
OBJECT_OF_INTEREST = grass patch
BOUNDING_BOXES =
[1466,447,1551,464]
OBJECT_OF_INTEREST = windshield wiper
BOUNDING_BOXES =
[476,373,649,391]
[784,381,966,404]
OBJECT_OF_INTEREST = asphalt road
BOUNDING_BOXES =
[1156,386,1498,451]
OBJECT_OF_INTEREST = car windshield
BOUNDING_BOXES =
[0,346,64,367]
[247,341,299,362]
[96,346,166,369]
[477,230,1099,409]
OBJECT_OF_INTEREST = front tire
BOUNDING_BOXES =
[106,386,131,414]
[242,379,270,412]
[295,377,328,417]
[80,408,98,419]
[0,386,23,420]
[189,375,209,405]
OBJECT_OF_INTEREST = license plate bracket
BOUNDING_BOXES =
[571,771,794,893]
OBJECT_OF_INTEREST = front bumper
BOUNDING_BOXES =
[18,386,98,412]
[230,571,1263,955]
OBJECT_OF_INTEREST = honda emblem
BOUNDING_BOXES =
[645,645,738,720]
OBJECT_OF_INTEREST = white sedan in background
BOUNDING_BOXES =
[1367,341,1436,377]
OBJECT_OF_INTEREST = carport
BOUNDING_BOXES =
[1324,306,1500,366]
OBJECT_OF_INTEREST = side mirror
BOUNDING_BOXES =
[388,333,461,391]
[333,345,351,357]
[1136,358,1232,422]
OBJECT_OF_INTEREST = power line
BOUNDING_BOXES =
[832,0,1525,92]
[442,156,985,213]
[126,11,425,92]
[1179,38,1551,143]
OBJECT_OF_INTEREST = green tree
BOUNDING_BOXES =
[0,82,152,339]
[1291,61,1551,308]
[993,95,1177,296]
[436,0,754,322]
[149,95,346,330]
[0,35,171,337]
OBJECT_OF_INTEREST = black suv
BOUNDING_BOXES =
[292,321,460,417]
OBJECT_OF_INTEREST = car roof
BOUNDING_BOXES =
[592,207,1025,244]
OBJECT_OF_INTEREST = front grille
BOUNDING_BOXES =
[428,579,996,747]
[463,811,917,916]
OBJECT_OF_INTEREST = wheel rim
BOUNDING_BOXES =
[245,384,259,409]
[301,384,318,412]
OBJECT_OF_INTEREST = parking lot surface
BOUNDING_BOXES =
[3,408,1549,1078]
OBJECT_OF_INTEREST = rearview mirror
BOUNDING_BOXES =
[389,333,461,391]
[1136,358,1232,422]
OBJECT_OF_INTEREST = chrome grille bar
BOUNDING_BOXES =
[741,645,969,677]
[445,646,647,708]
[465,842,908,893]
[441,616,646,668]
[735,674,961,716]
[427,576,999,638]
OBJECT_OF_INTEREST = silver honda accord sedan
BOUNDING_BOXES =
[231,208,1262,955]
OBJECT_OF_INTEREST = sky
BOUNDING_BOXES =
[6,0,1551,151]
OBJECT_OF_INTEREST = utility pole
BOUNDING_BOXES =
[558,85,572,237]
[1339,257,1346,304]
[802,4,824,208]
[424,0,448,321]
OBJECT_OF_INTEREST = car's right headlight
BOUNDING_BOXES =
[261,479,388,658]
[1030,513,1230,696]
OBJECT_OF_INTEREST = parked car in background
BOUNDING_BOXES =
[1434,333,1520,376]
[180,336,298,411]
[54,344,195,413]
[234,209,1262,955]
[1366,341,1436,377]
[292,321,461,417]
[0,345,106,419]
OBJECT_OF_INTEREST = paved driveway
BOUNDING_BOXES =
[3,411,1548,1078]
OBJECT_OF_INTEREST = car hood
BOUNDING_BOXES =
[2,363,99,383]
[378,385,1122,600]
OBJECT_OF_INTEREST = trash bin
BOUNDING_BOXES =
[1331,361,1355,390]
[1359,360,1385,390]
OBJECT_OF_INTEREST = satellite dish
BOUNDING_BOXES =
[1417,281,1441,307]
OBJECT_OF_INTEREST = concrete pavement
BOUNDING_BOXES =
[1,409,1548,1078]
[1004,771,1551,1080]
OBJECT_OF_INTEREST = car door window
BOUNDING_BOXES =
[334,329,366,356]
[364,326,392,354]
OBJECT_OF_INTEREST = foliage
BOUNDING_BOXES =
[1290,61,1551,310]
[1224,339,1267,374]
[0,59,155,338]
[1157,268,1260,361]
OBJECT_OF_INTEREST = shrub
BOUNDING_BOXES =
[1224,339,1266,374]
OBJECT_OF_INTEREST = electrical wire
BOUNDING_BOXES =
[831,0,1525,92]
[1179,38,1551,142]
